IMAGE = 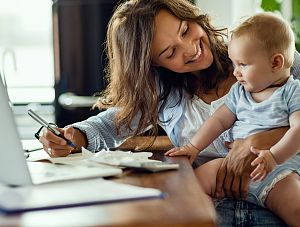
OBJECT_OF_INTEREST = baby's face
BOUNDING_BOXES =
[228,35,275,93]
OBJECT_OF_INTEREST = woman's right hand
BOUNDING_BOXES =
[39,127,87,157]
[215,138,256,199]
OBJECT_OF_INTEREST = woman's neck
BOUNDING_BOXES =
[197,73,236,104]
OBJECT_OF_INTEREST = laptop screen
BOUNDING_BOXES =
[0,78,32,186]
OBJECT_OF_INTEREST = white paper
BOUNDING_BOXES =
[27,162,122,184]
[88,148,155,166]
[27,147,97,167]
[27,147,160,169]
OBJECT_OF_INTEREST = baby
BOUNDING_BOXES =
[166,12,300,226]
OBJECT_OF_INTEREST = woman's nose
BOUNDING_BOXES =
[183,43,196,57]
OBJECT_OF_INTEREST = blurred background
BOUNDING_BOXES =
[0,0,299,139]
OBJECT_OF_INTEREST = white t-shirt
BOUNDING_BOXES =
[174,95,228,158]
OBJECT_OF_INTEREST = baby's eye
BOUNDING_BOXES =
[232,63,236,69]
[240,63,247,68]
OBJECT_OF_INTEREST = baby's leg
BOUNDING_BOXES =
[265,172,300,226]
[194,158,224,196]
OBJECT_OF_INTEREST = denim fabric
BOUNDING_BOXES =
[215,199,288,226]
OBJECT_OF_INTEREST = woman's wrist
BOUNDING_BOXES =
[247,133,261,146]
[247,133,269,150]
[73,127,88,149]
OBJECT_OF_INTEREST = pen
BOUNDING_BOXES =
[28,109,77,148]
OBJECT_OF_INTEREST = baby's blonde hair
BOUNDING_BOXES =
[232,12,295,67]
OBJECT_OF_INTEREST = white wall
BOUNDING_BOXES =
[195,0,261,30]
[195,0,292,30]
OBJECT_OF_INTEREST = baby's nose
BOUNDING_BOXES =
[233,67,241,78]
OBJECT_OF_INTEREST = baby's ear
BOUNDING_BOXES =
[271,53,284,72]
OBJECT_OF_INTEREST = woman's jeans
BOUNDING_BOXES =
[193,157,288,226]
[216,198,287,226]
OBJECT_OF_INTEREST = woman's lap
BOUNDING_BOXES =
[215,198,287,226]
[193,156,287,226]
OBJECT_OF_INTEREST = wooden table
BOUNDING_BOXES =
[0,151,217,227]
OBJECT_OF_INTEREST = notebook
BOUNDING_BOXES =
[0,78,121,187]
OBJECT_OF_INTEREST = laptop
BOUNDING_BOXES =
[0,79,122,187]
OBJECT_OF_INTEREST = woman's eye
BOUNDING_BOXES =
[182,25,189,37]
[167,49,176,59]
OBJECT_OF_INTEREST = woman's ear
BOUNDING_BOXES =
[271,53,284,72]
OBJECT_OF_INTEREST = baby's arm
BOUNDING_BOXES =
[250,110,300,181]
[165,104,236,163]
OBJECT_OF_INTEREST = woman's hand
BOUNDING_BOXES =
[215,126,288,199]
[215,138,256,199]
[165,144,199,163]
[39,127,87,157]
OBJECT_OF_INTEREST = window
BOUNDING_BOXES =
[0,0,54,139]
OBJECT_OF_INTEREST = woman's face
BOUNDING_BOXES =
[151,9,213,74]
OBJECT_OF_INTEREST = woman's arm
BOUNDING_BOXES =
[214,126,288,199]
[118,136,174,151]
[68,107,139,151]
[39,107,141,156]
[250,110,300,180]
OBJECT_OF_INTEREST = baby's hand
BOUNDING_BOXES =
[165,144,199,164]
[250,147,277,181]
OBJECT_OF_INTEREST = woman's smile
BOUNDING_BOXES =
[186,40,202,64]
[151,9,213,73]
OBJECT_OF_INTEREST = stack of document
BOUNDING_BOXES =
[28,148,179,172]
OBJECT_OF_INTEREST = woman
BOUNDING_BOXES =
[40,0,300,225]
